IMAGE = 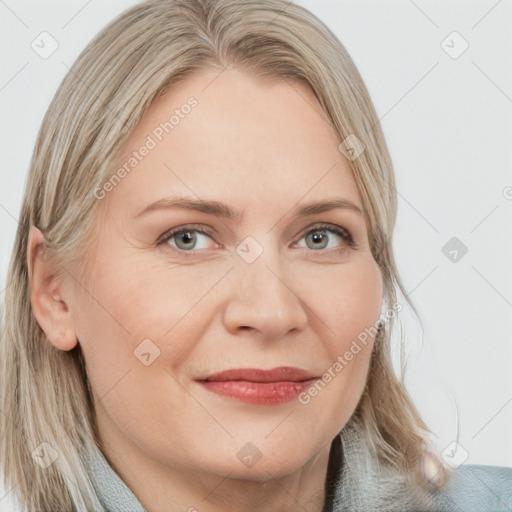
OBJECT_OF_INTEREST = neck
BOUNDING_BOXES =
[94,407,340,512]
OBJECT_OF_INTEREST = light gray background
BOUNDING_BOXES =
[1,1,511,509]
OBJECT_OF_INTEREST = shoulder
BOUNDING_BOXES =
[430,464,512,511]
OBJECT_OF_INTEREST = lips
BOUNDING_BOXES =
[198,366,317,383]
[196,366,320,405]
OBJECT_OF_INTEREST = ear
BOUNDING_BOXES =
[27,225,78,351]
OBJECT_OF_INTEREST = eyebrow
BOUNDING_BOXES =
[133,196,364,221]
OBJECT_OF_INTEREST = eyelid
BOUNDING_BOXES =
[156,224,217,247]
[294,222,355,246]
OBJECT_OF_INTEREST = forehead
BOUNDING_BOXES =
[102,68,362,218]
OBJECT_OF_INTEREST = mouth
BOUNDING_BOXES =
[196,367,319,405]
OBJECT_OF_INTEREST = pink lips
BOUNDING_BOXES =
[196,366,319,405]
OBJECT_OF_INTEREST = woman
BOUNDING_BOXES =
[0,1,510,511]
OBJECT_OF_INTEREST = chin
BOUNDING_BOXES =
[201,441,312,482]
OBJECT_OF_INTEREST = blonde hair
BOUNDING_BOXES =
[0,0,434,510]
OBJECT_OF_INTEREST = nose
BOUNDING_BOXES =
[222,248,308,341]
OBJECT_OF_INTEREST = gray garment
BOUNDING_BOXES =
[324,425,512,511]
[84,427,512,512]
[84,444,146,512]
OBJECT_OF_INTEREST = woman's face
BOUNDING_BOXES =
[66,69,383,481]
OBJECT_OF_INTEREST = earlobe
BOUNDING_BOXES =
[27,225,78,352]
[51,328,78,352]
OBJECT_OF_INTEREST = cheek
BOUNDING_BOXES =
[297,256,382,416]
[84,249,224,334]
[304,256,383,353]
[71,265,198,445]
[71,253,223,401]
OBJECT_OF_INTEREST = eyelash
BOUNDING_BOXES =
[157,223,357,256]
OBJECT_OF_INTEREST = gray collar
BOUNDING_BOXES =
[84,443,146,512]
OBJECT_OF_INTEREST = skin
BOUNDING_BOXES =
[28,68,383,512]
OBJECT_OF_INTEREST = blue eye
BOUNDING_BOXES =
[157,223,356,255]
[157,225,217,253]
[296,223,356,251]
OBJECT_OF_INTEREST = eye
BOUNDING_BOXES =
[294,223,356,251]
[157,225,219,254]
[157,222,356,256]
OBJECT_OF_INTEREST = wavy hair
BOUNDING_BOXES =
[0,1,438,510]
